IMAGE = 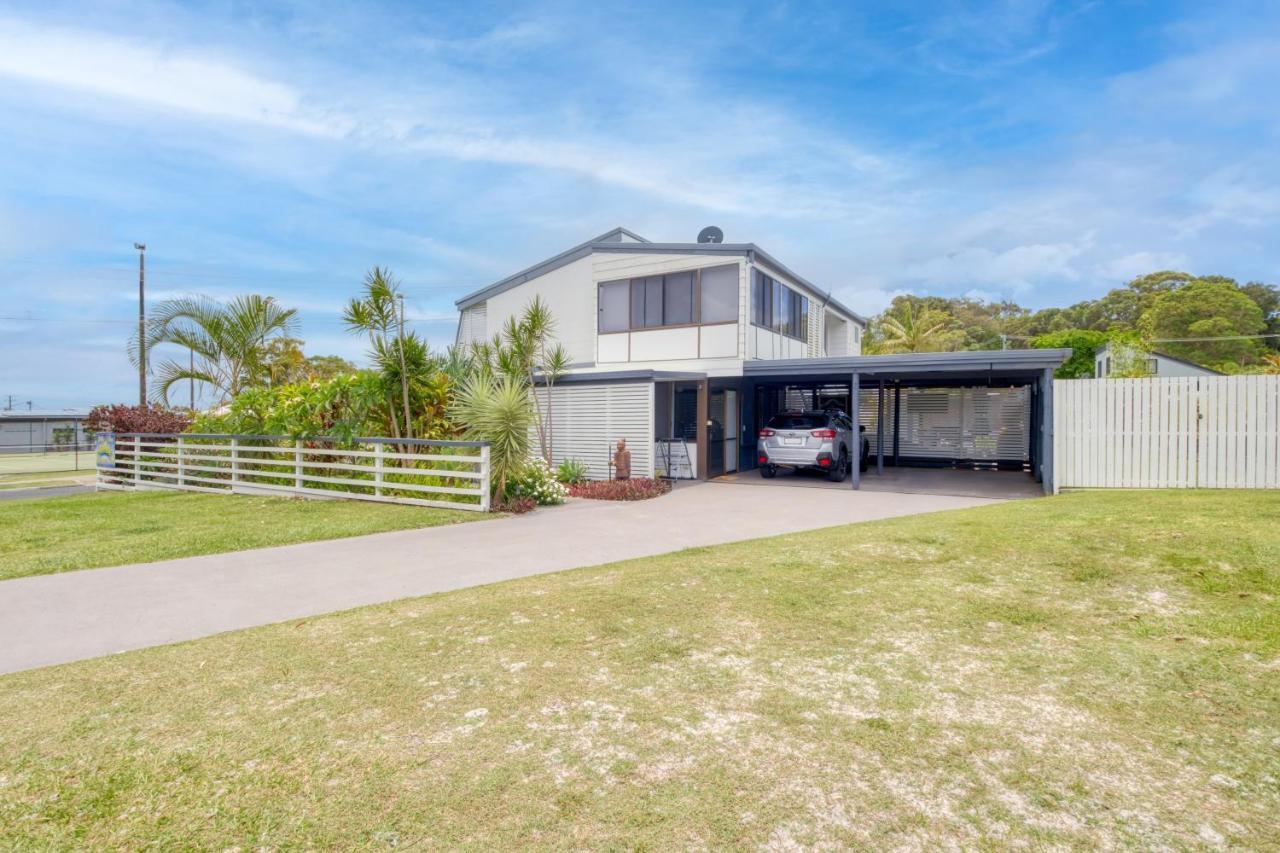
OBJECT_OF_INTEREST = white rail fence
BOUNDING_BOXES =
[97,433,491,511]
[1053,376,1280,491]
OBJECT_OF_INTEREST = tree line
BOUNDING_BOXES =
[865,271,1280,376]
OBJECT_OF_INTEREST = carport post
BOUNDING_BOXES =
[876,379,885,475]
[1041,367,1055,495]
[850,371,860,489]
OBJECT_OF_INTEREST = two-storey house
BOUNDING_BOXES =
[454,227,868,480]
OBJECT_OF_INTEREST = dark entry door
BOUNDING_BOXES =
[708,391,726,477]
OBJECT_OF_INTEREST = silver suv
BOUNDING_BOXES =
[757,410,868,482]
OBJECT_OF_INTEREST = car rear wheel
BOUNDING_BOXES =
[760,464,777,479]
[827,451,848,482]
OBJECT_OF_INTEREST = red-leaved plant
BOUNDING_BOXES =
[567,478,672,501]
[85,404,193,435]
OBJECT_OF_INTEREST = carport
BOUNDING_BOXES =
[732,349,1070,494]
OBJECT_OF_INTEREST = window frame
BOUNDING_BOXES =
[597,265,740,334]
[751,269,810,342]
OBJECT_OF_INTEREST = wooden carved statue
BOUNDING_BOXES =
[613,438,632,480]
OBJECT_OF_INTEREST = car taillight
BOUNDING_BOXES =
[758,455,768,464]
[810,428,836,439]
[758,428,775,438]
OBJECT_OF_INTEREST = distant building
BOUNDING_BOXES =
[1094,342,1221,378]
[0,409,91,453]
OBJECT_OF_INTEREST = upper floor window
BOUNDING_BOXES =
[598,264,739,333]
[751,269,809,341]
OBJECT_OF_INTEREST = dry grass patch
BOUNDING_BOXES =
[1,490,1278,848]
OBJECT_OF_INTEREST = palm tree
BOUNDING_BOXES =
[130,295,298,406]
[496,297,570,463]
[343,267,415,439]
[876,302,956,353]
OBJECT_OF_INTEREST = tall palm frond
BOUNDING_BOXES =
[130,294,298,406]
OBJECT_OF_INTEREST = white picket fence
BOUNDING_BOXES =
[97,433,491,511]
[1053,376,1280,491]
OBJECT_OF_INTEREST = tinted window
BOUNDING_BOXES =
[663,271,694,325]
[767,414,825,430]
[700,264,738,323]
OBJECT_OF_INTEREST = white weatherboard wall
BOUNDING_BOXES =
[1053,376,1280,491]
[486,255,597,364]
[534,382,654,480]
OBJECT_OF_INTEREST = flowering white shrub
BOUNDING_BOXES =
[507,456,569,506]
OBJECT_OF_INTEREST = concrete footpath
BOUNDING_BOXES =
[0,482,1001,674]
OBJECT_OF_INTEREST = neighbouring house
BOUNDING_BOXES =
[1093,341,1221,378]
[455,227,1068,492]
[0,409,90,454]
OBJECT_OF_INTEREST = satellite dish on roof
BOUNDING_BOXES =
[697,226,724,244]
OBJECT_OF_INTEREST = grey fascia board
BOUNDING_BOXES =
[454,227,650,309]
[746,247,869,326]
[742,348,1071,377]
[545,369,706,386]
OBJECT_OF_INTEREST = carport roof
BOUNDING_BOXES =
[743,349,1070,384]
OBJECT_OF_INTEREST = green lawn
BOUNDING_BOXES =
[1,491,1278,848]
[0,491,483,581]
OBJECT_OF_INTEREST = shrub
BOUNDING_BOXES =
[567,478,672,501]
[494,495,536,514]
[450,373,532,499]
[507,457,569,506]
[86,404,192,435]
[556,458,589,484]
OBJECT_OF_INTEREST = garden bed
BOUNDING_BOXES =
[567,477,672,501]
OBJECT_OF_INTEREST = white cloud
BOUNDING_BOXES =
[1096,251,1188,284]
[0,18,348,137]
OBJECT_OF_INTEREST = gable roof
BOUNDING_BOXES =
[1096,341,1223,374]
[454,228,867,325]
[454,227,647,310]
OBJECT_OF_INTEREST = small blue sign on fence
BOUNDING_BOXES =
[95,433,115,469]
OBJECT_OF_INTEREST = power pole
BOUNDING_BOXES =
[135,243,147,406]
[396,294,413,438]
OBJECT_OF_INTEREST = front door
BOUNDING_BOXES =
[723,389,738,473]
[708,391,726,478]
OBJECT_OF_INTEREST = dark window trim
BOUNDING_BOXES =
[598,265,742,334]
[751,268,809,342]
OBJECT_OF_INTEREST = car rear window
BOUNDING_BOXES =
[767,414,825,430]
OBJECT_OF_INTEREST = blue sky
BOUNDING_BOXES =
[1,0,1278,408]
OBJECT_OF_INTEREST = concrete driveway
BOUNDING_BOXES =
[0,482,1006,674]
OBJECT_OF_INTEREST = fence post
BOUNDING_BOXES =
[177,435,185,488]
[294,439,304,493]
[132,436,141,487]
[479,444,491,512]
[231,437,240,489]
[374,442,384,497]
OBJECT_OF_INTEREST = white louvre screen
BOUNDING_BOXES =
[864,386,1029,462]
[532,381,654,479]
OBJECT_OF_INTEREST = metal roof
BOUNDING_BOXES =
[744,349,1071,379]
[454,227,647,309]
[0,409,90,420]
[453,228,867,325]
